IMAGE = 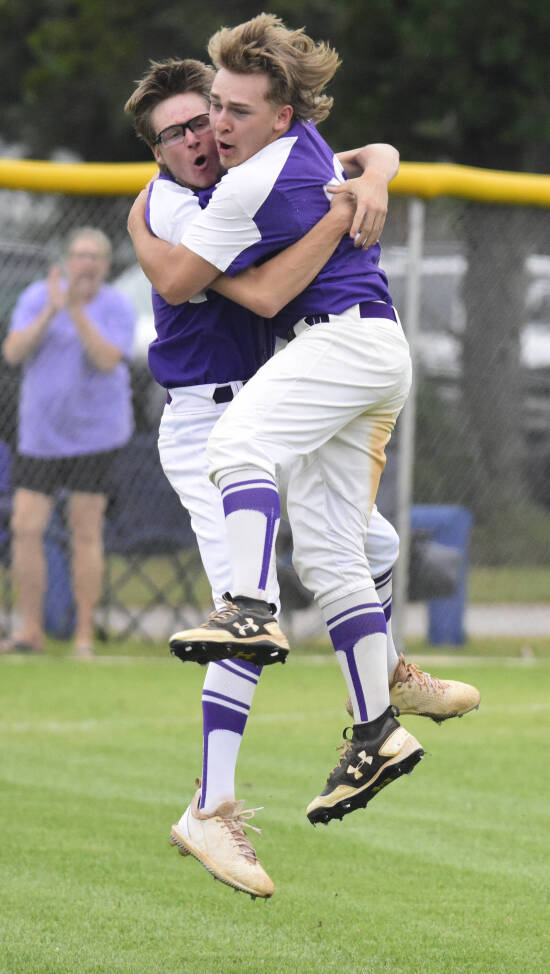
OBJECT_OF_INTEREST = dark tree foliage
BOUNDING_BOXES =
[1,0,268,161]
[1,0,548,504]
[1,0,548,167]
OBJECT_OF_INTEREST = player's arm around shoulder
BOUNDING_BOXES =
[211,193,354,318]
[337,143,399,181]
[334,143,399,248]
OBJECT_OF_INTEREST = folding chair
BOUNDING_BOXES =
[101,433,204,641]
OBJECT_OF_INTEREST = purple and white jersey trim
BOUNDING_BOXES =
[180,136,297,272]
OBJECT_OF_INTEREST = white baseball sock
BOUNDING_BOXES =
[373,569,400,678]
[196,658,262,814]
[323,589,390,723]
[217,468,280,601]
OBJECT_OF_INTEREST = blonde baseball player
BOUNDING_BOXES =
[127,48,479,897]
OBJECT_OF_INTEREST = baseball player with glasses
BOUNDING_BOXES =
[127,39,479,899]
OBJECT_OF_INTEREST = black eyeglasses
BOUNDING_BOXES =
[153,113,211,147]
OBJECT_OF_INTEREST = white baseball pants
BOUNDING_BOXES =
[207,308,411,608]
[157,377,401,609]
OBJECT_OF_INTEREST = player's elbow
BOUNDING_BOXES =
[160,284,185,305]
[251,297,280,318]
[228,292,280,317]
[156,274,192,306]
[247,291,288,318]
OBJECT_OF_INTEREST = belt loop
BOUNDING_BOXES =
[304,313,329,326]
[213,385,234,404]
[358,301,397,323]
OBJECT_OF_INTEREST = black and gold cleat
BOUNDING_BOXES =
[169,593,289,667]
[306,706,424,825]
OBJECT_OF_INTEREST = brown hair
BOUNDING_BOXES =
[208,13,341,124]
[124,58,215,146]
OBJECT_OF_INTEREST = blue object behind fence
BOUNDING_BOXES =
[410,505,473,645]
[44,506,76,640]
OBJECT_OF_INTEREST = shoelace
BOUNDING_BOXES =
[204,598,239,626]
[326,739,353,781]
[403,660,446,690]
[221,802,264,862]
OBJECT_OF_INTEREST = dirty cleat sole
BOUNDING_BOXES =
[420,703,479,724]
[169,637,288,667]
[169,825,269,898]
[169,831,191,857]
[345,695,480,724]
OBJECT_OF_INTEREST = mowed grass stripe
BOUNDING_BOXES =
[1,655,548,974]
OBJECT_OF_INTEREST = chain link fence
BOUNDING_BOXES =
[0,169,549,643]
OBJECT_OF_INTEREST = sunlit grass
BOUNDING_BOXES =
[1,652,549,973]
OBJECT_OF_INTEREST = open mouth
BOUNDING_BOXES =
[194,155,207,168]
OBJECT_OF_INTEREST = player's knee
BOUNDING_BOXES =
[207,408,245,469]
[291,536,317,594]
[291,538,366,606]
[381,521,400,570]
[367,520,400,578]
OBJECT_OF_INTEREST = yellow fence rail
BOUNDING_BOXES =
[1,157,549,206]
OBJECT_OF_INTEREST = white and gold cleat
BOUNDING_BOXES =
[346,654,480,723]
[170,787,274,900]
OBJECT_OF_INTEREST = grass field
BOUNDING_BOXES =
[1,650,549,974]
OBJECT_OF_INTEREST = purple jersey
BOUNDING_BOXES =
[9,281,135,458]
[145,174,274,388]
[180,121,393,338]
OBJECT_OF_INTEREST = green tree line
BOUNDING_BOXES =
[1,0,548,169]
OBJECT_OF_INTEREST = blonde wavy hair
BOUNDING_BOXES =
[208,13,341,124]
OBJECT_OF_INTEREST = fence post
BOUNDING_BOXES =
[392,197,425,648]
